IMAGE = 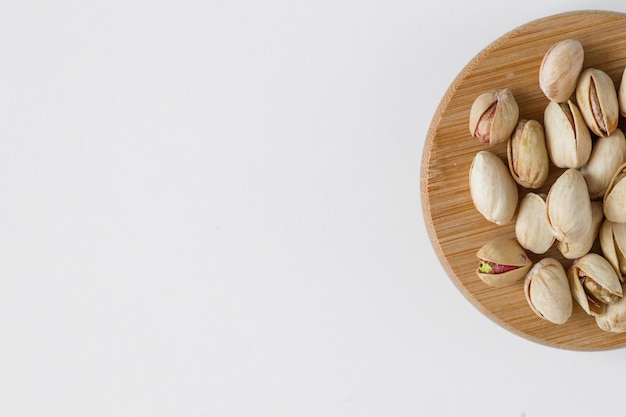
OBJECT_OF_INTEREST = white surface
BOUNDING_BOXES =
[1,1,626,416]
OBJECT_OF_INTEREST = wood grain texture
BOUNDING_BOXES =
[421,10,626,351]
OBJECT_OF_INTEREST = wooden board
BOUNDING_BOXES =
[420,10,626,351]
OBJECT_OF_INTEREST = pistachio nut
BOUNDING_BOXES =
[469,88,519,145]
[476,238,532,287]
[599,219,626,282]
[507,119,549,189]
[524,258,572,324]
[575,68,619,137]
[543,100,592,168]
[546,168,592,244]
[469,151,518,225]
[539,39,584,103]
[596,284,626,332]
[603,162,626,223]
[515,192,554,254]
[619,66,626,117]
[568,253,623,317]
[557,201,603,260]
[580,128,626,199]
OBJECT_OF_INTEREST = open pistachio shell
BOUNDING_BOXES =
[581,128,626,200]
[507,119,549,189]
[603,162,626,223]
[599,219,626,282]
[568,253,623,317]
[469,88,519,145]
[576,68,619,137]
[476,238,532,287]
[515,193,554,254]
[557,201,603,260]
[544,100,592,168]
[546,168,592,244]
[524,258,572,324]
[596,283,626,332]
[539,39,584,103]
[469,151,518,225]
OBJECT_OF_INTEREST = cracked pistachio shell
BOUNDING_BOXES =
[596,283,626,332]
[557,201,603,260]
[469,151,518,225]
[476,238,532,287]
[507,119,549,189]
[544,100,592,168]
[546,168,592,244]
[539,39,584,103]
[603,162,626,223]
[524,258,572,324]
[469,88,519,145]
[515,193,554,254]
[568,253,623,317]
[581,128,626,199]
[576,68,619,137]
[599,219,626,282]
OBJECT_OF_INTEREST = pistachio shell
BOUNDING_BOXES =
[544,100,592,168]
[619,66,626,117]
[568,253,623,317]
[539,39,584,103]
[557,201,603,259]
[469,88,519,145]
[596,284,626,332]
[524,258,572,324]
[507,119,549,189]
[469,151,518,225]
[476,238,532,287]
[603,162,626,223]
[581,128,626,199]
[599,219,626,282]
[576,68,619,137]
[546,168,592,244]
[515,193,554,254]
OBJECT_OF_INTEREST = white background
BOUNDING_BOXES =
[1,1,625,416]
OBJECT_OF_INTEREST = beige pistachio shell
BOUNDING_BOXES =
[581,128,626,199]
[619,66,626,117]
[603,162,626,223]
[469,88,519,145]
[469,151,518,225]
[524,258,572,324]
[599,219,626,282]
[539,39,584,103]
[596,284,626,332]
[546,168,592,244]
[507,119,549,189]
[515,193,554,254]
[568,253,623,317]
[544,100,592,168]
[476,238,532,287]
[557,201,603,259]
[576,68,619,137]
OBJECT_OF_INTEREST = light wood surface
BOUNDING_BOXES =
[421,10,626,350]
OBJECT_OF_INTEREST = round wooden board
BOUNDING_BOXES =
[421,10,626,351]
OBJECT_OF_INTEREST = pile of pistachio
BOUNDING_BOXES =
[469,39,626,332]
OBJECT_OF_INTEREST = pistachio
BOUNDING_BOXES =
[515,193,554,254]
[476,238,532,287]
[469,88,519,145]
[507,119,549,189]
[524,258,572,324]
[543,100,592,168]
[557,201,603,260]
[599,219,626,282]
[619,66,626,117]
[576,68,619,137]
[596,284,626,332]
[539,39,584,103]
[603,162,626,223]
[581,128,626,199]
[469,151,518,225]
[568,253,623,317]
[546,168,592,244]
